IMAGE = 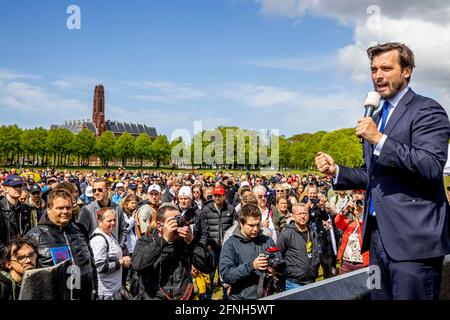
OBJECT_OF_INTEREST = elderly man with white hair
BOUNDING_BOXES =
[253,185,277,243]
[177,186,209,247]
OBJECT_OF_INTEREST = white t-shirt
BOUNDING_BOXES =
[260,206,277,243]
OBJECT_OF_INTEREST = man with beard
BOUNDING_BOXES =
[316,42,450,300]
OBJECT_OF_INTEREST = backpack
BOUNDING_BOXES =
[90,233,110,264]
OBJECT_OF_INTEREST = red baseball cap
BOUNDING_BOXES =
[212,186,225,195]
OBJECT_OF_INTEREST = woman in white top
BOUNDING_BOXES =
[90,207,131,300]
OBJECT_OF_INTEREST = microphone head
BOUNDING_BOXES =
[364,91,381,110]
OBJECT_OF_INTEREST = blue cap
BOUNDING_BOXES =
[128,183,138,190]
[30,184,42,193]
[3,175,25,187]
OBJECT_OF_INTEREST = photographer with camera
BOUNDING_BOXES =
[131,203,212,300]
[219,203,285,300]
[277,203,320,290]
[177,186,209,247]
[334,190,369,274]
[304,184,337,279]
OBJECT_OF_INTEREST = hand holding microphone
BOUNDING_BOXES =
[357,91,383,144]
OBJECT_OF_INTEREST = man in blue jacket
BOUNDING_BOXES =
[315,42,450,300]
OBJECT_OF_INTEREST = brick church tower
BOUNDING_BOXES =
[92,84,107,137]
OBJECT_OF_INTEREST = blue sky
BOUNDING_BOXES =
[1,0,449,140]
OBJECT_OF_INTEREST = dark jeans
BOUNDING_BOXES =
[205,246,228,300]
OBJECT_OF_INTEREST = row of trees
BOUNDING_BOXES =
[0,125,364,170]
[0,125,173,168]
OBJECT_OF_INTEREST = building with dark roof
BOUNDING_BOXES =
[50,84,158,138]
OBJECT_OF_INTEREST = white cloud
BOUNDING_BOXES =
[219,82,364,135]
[52,76,101,90]
[242,55,334,72]
[124,80,207,103]
[255,0,450,114]
[220,83,301,108]
[0,78,88,128]
[0,69,42,81]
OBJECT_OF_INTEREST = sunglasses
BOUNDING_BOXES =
[92,188,104,193]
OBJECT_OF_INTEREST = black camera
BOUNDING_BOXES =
[262,247,285,271]
[310,197,320,205]
[175,215,189,227]
[355,199,364,207]
[266,189,276,206]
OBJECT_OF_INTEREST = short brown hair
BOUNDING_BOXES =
[156,203,179,223]
[47,189,73,209]
[94,177,111,189]
[367,42,415,81]
[241,193,258,206]
[97,207,115,221]
[239,203,261,225]
[54,181,77,196]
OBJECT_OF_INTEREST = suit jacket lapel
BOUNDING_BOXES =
[367,110,382,175]
[383,88,415,136]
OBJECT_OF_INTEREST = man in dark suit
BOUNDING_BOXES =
[315,42,450,300]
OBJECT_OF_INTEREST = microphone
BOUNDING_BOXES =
[360,91,381,143]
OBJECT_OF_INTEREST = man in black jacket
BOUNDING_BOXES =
[219,203,285,299]
[304,184,336,278]
[177,186,209,247]
[277,203,320,290]
[26,189,96,300]
[0,175,32,252]
[201,186,236,298]
[131,203,212,300]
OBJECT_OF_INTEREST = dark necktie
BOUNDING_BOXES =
[368,100,390,216]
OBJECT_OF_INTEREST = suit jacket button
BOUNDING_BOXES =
[370,175,375,180]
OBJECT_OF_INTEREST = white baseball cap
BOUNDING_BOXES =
[116,182,124,189]
[240,181,250,188]
[85,186,94,197]
[148,184,161,193]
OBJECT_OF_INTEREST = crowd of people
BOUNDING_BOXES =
[0,167,370,300]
